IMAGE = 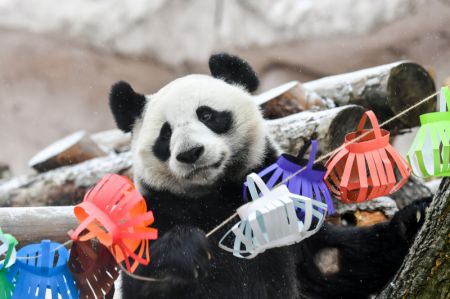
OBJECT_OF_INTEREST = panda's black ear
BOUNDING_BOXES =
[209,53,259,92]
[109,81,146,133]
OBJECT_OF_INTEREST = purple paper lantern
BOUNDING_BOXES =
[244,140,334,215]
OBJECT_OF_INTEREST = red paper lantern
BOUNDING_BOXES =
[325,111,411,203]
[70,174,158,272]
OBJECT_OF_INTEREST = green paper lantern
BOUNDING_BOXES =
[407,86,450,178]
[0,229,18,299]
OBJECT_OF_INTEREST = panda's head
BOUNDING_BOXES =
[109,53,272,196]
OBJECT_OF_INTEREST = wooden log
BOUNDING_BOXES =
[0,206,77,245]
[91,129,131,153]
[303,61,436,128]
[390,175,432,209]
[267,104,366,155]
[327,197,398,227]
[254,81,333,119]
[0,152,132,207]
[0,105,431,211]
[29,131,107,172]
[377,178,450,299]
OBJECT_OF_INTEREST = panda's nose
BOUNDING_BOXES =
[176,146,204,164]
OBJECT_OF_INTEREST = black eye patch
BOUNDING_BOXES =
[196,106,233,134]
[152,122,171,161]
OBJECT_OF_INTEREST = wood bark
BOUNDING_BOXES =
[0,152,132,207]
[266,104,366,155]
[91,129,131,154]
[29,131,107,172]
[254,81,333,119]
[0,206,77,245]
[377,178,450,299]
[303,61,436,128]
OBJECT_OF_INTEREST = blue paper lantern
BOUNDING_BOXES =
[8,240,79,299]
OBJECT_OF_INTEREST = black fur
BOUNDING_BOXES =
[122,140,430,299]
[152,122,172,162]
[296,198,430,298]
[209,53,259,92]
[196,106,233,134]
[109,81,146,132]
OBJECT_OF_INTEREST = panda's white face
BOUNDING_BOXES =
[132,75,268,196]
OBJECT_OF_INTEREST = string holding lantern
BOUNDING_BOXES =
[325,110,411,204]
[70,174,158,273]
[243,140,334,214]
[219,173,327,259]
[8,240,78,299]
[0,230,18,299]
[68,240,119,299]
[407,86,450,178]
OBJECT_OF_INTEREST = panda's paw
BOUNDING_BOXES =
[390,197,432,243]
[151,226,212,283]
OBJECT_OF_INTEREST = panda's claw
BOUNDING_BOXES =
[389,197,432,243]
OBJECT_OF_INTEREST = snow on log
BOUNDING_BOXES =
[29,131,107,172]
[303,61,436,128]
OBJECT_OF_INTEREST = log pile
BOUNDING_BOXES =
[0,61,439,244]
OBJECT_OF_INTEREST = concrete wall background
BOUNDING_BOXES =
[0,0,449,175]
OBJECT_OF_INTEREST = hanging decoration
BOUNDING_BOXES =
[68,240,119,299]
[70,173,158,272]
[8,240,78,299]
[220,173,327,259]
[243,140,334,214]
[325,110,411,203]
[407,86,450,178]
[0,230,17,299]
[0,87,447,290]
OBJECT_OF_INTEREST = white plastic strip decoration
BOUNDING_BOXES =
[219,173,327,259]
[407,86,450,178]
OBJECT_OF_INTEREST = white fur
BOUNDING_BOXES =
[132,75,270,196]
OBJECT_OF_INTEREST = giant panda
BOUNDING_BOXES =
[109,53,429,299]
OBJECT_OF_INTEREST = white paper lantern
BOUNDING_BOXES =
[219,173,327,259]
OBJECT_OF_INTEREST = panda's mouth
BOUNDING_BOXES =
[185,160,222,178]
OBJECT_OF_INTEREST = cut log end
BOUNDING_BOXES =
[29,131,107,173]
[386,63,436,127]
[327,105,366,150]
[303,61,436,129]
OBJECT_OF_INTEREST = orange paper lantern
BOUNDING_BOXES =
[325,111,411,203]
[70,174,158,272]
